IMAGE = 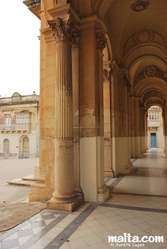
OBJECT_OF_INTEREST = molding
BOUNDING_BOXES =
[123,29,167,56]
[130,0,149,12]
[135,65,167,85]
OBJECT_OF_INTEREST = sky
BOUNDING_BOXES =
[0,0,40,97]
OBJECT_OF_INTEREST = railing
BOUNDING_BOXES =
[148,120,160,127]
[0,124,30,131]
[0,124,16,130]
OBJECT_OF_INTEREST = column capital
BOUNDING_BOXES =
[103,68,112,82]
[95,21,107,51]
[48,18,81,47]
[123,71,131,92]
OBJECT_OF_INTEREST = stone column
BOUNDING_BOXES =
[29,28,56,202]
[103,62,113,177]
[139,101,144,155]
[47,17,83,211]
[123,72,133,171]
[163,97,167,157]
[72,30,83,193]
[130,96,135,157]
[110,63,132,175]
[134,97,141,157]
[80,18,109,202]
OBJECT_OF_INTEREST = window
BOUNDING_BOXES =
[5,115,11,127]
[16,113,30,123]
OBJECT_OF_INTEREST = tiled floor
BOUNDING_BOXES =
[0,148,167,249]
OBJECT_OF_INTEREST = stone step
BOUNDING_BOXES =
[21,175,35,181]
[7,175,35,187]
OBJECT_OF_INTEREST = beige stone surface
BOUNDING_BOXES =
[0,202,46,234]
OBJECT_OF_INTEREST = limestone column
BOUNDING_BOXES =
[103,62,113,177]
[134,97,141,157]
[139,102,144,155]
[110,64,132,175]
[29,27,56,201]
[144,109,149,151]
[130,97,135,157]
[80,19,109,202]
[47,17,83,211]
[123,72,133,171]
[72,30,83,193]
[163,97,167,156]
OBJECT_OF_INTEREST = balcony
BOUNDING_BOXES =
[24,0,40,8]
[23,0,41,19]
[0,124,30,131]
[148,120,160,128]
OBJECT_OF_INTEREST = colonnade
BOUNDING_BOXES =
[28,2,167,211]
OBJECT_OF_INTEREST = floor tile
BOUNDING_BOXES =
[0,149,167,249]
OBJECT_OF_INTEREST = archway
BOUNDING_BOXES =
[147,106,164,149]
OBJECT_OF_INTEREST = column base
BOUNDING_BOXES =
[29,182,51,202]
[104,169,114,177]
[125,162,134,174]
[46,193,84,212]
[97,184,110,202]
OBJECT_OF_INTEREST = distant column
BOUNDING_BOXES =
[103,63,113,177]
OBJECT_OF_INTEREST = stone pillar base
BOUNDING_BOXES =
[74,187,83,193]
[104,169,114,177]
[46,193,84,212]
[125,162,134,174]
[97,184,110,202]
[29,183,50,202]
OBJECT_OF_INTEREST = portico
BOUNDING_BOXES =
[23,0,167,211]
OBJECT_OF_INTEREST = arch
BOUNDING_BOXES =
[147,105,164,149]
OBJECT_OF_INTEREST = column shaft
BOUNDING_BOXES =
[52,40,75,202]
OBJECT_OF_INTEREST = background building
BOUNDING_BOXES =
[147,106,164,149]
[0,92,39,159]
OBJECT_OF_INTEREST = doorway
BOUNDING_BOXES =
[19,136,29,158]
[151,133,156,148]
[3,139,9,158]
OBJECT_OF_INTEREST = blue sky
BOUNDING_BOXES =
[0,0,40,97]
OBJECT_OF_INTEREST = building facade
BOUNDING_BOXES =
[23,0,167,211]
[0,92,39,159]
[148,106,164,149]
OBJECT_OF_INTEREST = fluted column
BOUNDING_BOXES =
[47,17,83,210]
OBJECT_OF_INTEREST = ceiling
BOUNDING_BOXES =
[79,0,167,109]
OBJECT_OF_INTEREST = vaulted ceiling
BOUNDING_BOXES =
[26,0,167,109]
